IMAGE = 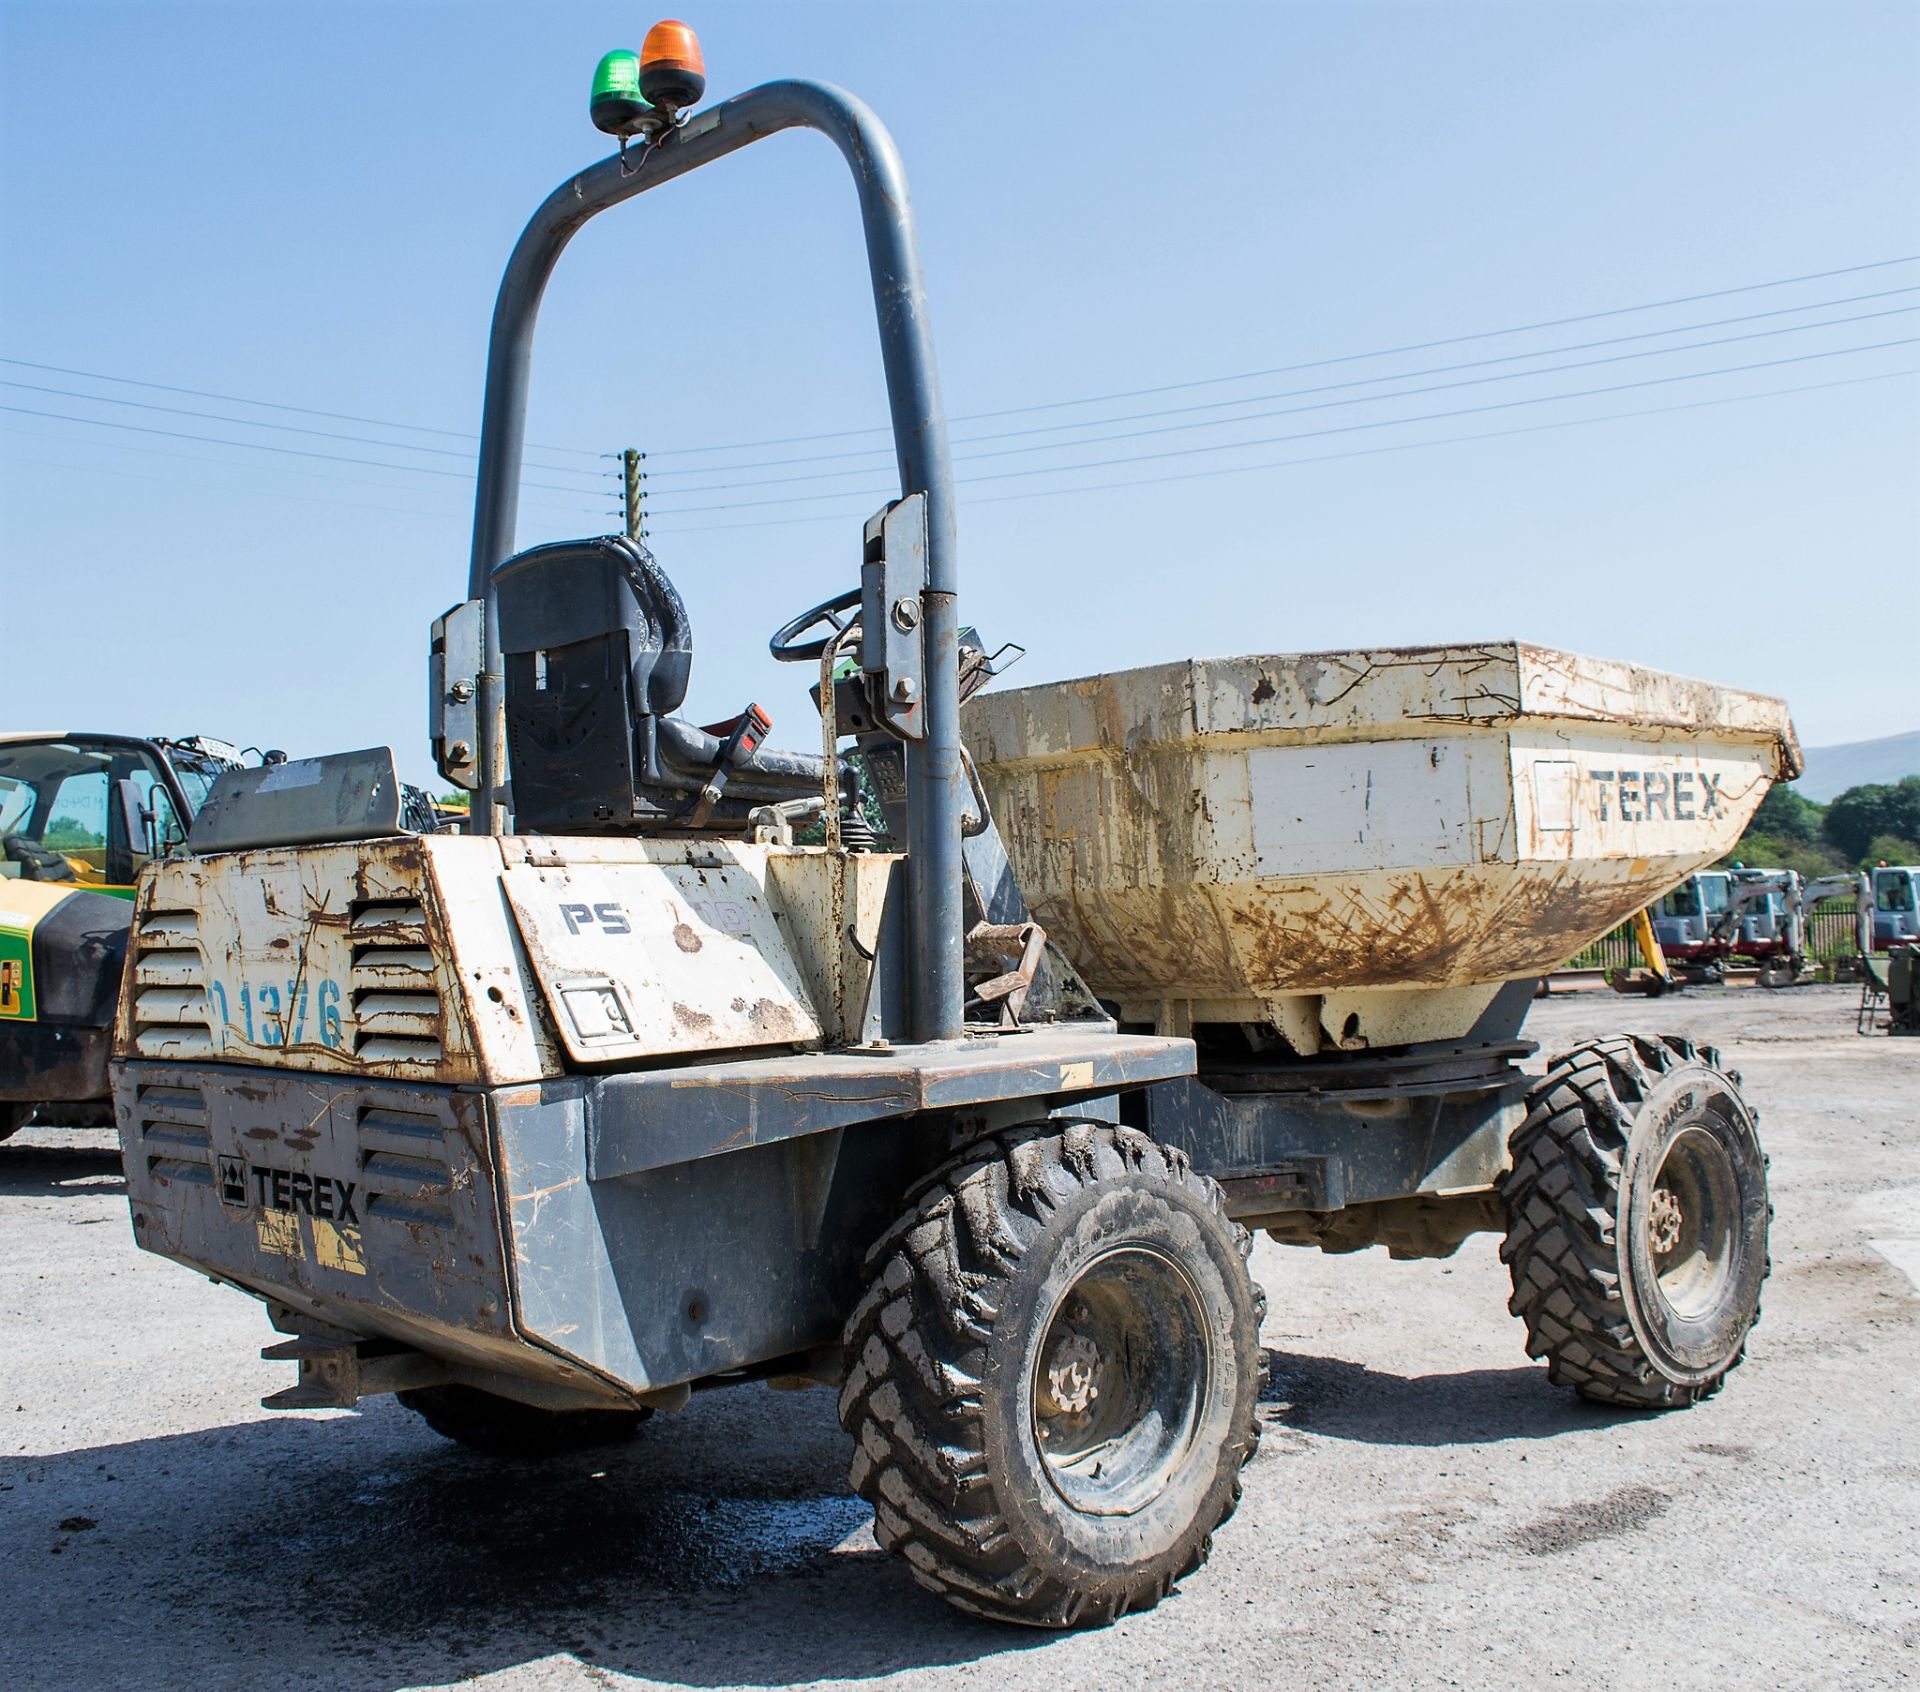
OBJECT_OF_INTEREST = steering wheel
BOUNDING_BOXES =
[769,586,860,663]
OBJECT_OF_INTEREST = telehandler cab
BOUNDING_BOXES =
[116,25,1789,1628]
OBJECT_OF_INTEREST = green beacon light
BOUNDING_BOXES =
[591,50,654,138]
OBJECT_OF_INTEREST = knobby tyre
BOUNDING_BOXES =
[839,1121,1265,1628]
[1499,1034,1770,1409]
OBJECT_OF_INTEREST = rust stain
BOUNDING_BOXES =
[672,922,703,954]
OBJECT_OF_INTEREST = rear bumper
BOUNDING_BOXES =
[113,1059,617,1398]
[0,1021,110,1106]
[112,1056,951,1405]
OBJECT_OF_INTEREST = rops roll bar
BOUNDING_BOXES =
[463,80,965,1043]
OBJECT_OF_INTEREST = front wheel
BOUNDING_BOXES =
[1500,1035,1770,1409]
[839,1123,1264,1628]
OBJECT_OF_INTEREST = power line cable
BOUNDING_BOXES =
[0,449,608,526]
[653,365,1920,536]
[634,253,1920,459]
[0,377,611,481]
[20,289,1899,503]
[0,425,609,524]
[645,336,1920,517]
[0,355,603,462]
[8,255,1913,476]
[0,403,612,501]
[642,284,1920,485]
[940,303,1920,470]
[644,301,1920,501]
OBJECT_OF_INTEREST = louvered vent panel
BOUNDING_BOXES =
[131,911,212,1059]
[356,1103,454,1222]
[348,900,444,1064]
[135,1081,211,1181]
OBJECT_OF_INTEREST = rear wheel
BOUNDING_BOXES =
[1500,1035,1769,1409]
[397,1384,651,1458]
[839,1122,1264,1628]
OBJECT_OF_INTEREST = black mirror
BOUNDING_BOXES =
[112,777,154,875]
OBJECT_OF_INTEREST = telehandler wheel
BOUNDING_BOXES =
[839,1122,1264,1628]
[396,1385,652,1458]
[1499,1035,1770,1410]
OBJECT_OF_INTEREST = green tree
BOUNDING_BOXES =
[1715,830,1846,878]
[1823,777,1920,864]
[1862,832,1920,868]
[1750,783,1824,841]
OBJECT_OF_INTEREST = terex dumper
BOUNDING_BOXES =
[113,27,1792,1628]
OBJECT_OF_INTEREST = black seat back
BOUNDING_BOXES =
[496,535,693,831]
[497,534,831,833]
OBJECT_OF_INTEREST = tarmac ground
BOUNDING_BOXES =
[2,983,1915,1690]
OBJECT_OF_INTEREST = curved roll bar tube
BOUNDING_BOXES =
[464,80,965,1043]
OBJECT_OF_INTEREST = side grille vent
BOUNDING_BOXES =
[135,1081,212,1183]
[348,899,444,1064]
[131,911,213,1059]
[357,1104,454,1222]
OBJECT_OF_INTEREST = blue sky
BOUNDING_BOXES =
[2,1,1915,787]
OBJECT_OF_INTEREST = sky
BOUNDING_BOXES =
[2,0,1916,790]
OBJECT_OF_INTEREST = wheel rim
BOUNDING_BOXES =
[1030,1245,1211,1518]
[1646,1124,1740,1322]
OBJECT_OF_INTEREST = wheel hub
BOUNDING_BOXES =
[1648,1185,1684,1256]
[1029,1245,1213,1516]
[1041,1330,1102,1417]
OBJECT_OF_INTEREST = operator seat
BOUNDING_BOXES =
[495,534,833,833]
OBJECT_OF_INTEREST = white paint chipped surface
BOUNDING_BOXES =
[965,642,1799,1046]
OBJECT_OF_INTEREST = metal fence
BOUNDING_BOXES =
[1562,899,1861,973]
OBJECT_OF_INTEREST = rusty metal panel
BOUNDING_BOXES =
[112,837,566,1086]
[114,1060,540,1378]
[117,838,472,1082]
[582,1025,1196,1180]
[500,850,821,1063]
[964,643,1799,1047]
[494,1083,952,1395]
[762,849,901,1043]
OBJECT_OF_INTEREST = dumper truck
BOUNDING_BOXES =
[112,27,1791,1628]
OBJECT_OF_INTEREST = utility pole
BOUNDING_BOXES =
[622,448,647,541]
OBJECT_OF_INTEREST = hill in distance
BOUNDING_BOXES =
[1795,729,1920,802]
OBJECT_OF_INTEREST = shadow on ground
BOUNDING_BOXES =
[1262,1352,1637,1445]
[0,1140,124,1200]
[5,1346,1655,1689]
[1,1384,1036,1691]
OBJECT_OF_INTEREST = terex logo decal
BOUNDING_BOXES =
[248,1164,360,1224]
[217,1155,247,1208]
[1591,769,1723,824]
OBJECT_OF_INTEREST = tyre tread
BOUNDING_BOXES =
[1499,1034,1764,1410]
[839,1122,1263,1627]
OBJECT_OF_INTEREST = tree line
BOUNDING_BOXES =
[1724,774,1920,877]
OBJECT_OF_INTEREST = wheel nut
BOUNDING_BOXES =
[1648,1186,1683,1255]
[1043,1331,1101,1416]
